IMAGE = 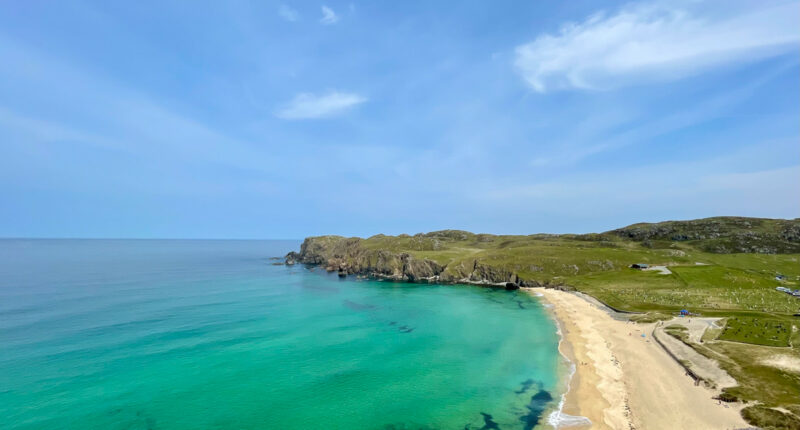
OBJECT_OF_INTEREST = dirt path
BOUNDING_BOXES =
[654,323,738,388]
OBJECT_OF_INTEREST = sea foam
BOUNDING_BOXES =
[547,361,592,428]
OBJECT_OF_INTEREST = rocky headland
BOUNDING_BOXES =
[285,233,532,289]
[284,216,800,290]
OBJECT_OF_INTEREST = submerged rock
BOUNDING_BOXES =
[479,412,499,430]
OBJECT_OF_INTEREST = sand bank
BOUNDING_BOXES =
[529,288,748,430]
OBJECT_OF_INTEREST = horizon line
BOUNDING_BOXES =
[0,237,303,241]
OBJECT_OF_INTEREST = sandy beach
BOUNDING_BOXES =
[530,288,748,430]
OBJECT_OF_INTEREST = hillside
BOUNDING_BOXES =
[610,217,800,254]
[286,216,800,319]
[289,216,797,287]
[286,217,800,312]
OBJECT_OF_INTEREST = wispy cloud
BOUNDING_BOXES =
[278,4,299,22]
[276,91,366,119]
[514,1,800,92]
[521,59,796,168]
[320,5,339,25]
[0,36,275,176]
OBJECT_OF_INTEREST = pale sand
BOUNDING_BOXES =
[530,288,748,430]
[762,354,800,374]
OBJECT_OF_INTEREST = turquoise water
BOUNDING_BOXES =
[0,240,563,429]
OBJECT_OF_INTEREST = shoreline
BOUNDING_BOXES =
[533,288,622,430]
[537,290,592,430]
[528,287,748,430]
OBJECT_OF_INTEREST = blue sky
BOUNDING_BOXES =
[0,0,798,239]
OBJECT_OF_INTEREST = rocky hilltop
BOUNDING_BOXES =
[286,217,800,288]
[610,217,800,254]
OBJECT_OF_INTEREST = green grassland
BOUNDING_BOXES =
[303,217,800,427]
[719,317,792,347]
[339,219,800,323]
[358,226,800,319]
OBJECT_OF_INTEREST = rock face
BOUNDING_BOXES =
[437,259,522,286]
[287,237,447,282]
[286,236,527,287]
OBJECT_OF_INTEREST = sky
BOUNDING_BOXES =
[0,0,798,239]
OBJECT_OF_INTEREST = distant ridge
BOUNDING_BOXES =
[608,216,800,254]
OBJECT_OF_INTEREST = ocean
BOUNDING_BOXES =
[0,239,564,429]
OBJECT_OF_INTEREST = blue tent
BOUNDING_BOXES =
[680,309,690,316]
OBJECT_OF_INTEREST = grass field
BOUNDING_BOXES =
[719,317,793,347]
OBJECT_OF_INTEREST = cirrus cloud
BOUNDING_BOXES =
[320,6,339,25]
[275,91,366,119]
[514,1,800,92]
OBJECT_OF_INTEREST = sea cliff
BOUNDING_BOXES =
[285,233,533,288]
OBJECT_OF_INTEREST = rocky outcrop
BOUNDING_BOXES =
[285,236,575,291]
[287,236,446,282]
[437,259,521,287]
[287,236,528,288]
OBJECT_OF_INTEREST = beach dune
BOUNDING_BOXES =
[532,288,747,430]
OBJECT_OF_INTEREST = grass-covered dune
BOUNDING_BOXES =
[288,216,800,427]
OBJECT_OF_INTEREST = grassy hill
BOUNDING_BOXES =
[287,216,800,428]
[610,216,800,254]
[289,218,799,314]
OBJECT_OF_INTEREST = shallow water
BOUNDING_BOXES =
[0,239,562,429]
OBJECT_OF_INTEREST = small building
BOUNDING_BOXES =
[630,263,649,269]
